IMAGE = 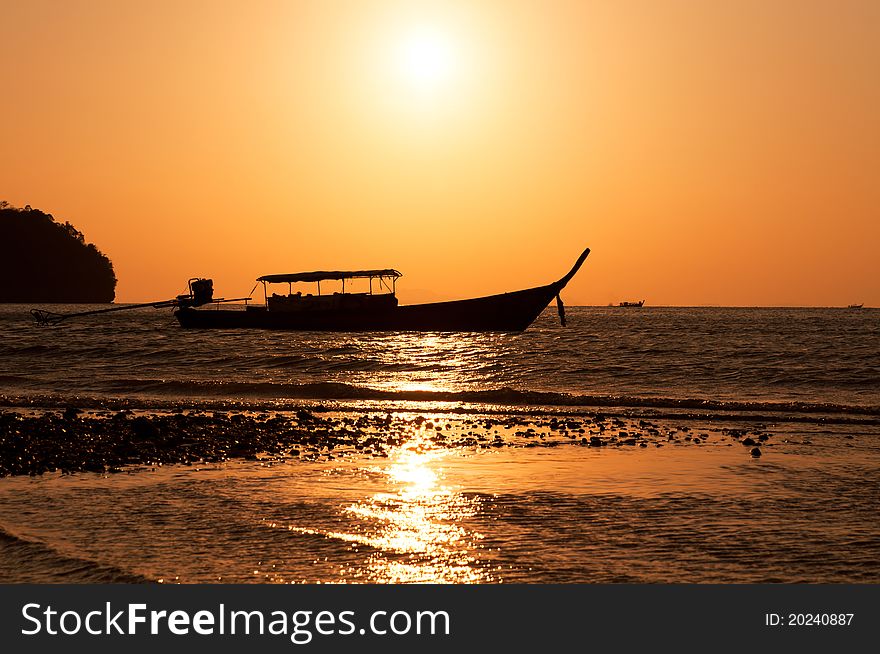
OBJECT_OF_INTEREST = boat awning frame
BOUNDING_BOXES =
[257,269,402,284]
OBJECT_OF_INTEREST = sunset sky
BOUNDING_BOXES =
[2,0,878,305]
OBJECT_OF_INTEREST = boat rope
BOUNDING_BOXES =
[556,294,566,327]
[30,299,180,326]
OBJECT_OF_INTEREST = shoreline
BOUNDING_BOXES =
[4,384,879,416]
[2,392,878,426]
[2,402,876,584]
[0,405,787,478]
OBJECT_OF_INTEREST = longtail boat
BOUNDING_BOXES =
[174,248,590,332]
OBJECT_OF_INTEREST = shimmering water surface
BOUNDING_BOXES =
[0,304,878,583]
[1,304,878,410]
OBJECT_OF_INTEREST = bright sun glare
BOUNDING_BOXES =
[398,29,456,91]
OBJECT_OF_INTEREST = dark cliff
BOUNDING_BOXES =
[0,202,117,303]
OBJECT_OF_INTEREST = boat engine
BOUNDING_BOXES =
[177,278,214,307]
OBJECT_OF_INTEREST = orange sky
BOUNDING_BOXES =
[2,0,878,305]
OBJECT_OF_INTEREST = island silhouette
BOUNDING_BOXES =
[0,201,116,303]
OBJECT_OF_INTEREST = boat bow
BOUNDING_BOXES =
[553,248,590,292]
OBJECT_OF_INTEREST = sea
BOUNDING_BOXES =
[0,304,878,583]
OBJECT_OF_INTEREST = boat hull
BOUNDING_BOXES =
[175,284,560,332]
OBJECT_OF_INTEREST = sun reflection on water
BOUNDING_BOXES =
[274,429,493,583]
[339,434,491,583]
[366,333,504,395]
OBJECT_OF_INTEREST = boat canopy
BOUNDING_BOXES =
[257,269,402,284]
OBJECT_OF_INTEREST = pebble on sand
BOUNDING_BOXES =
[0,407,776,477]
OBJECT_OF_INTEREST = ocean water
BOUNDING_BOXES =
[0,304,878,583]
[1,304,878,412]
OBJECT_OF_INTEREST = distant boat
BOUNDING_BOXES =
[173,248,591,332]
[847,303,863,309]
[618,300,645,307]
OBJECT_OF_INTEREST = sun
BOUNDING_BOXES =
[397,29,457,92]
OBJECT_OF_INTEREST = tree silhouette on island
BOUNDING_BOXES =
[0,202,116,303]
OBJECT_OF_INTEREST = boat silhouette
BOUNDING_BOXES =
[174,248,590,332]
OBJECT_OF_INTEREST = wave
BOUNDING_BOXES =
[6,380,878,419]
[0,523,151,584]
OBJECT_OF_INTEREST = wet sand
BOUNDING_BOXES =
[1,403,878,583]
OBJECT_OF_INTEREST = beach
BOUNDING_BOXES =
[1,403,878,583]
